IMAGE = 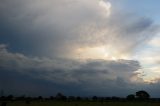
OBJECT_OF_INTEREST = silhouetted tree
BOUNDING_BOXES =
[104,97,111,101]
[7,95,13,101]
[55,93,67,101]
[17,95,25,101]
[126,94,135,100]
[92,96,98,101]
[49,96,54,100]
[136,90,150,99]
[76,96,82,101]
[38,96,43,100]
[84,97,89,101]
[111,96,120,101]
[56,93,63,99]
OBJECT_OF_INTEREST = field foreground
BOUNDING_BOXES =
[2,101,160,106]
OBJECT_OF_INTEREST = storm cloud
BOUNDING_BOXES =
[0,0,158,58]
[0,43,143,96]
[0,44,141,83]
[0,0,160,97]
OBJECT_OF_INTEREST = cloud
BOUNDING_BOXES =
[0,0,160,96]
[148,34,160,47]
[133,34,160,83]
[0,44,142,85]
[99,0,111,17]
[70,16,158,61]
[1,0,111,57]
[0,0,158,59]
[0,43,145,96]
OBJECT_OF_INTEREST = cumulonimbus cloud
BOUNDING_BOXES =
[0,0,158,59]
[0,0,160,96]
[0,44,142,84]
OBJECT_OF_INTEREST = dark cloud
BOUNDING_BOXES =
[1,44,160,97]
[126,17,153,33]
[0,44,143,96]
[0,0,160,97]
[0,44,140,83]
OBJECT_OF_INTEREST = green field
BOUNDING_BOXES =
[2,101,160,106]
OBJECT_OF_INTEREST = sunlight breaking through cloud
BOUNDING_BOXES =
[99,0,111,17]
[1,0,160,97]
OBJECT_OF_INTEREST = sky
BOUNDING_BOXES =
[0,0,160,97]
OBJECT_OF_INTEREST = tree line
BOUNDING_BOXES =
[1,90,160,104]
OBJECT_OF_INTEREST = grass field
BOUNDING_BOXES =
[2,101,160,106]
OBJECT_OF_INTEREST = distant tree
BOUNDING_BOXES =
[83,97,89,101]
[111,96,120,101]
[38,96,43,100]
[49,96,54,100]
[104,97,111,101]
[7,94,14,100]
[76,96,82,101]
[17,95,25,101]
[56,93,63,99]
[92,96,98,101]
[55,92,67,101]
[136,90,150,99]
[126,94,135,100]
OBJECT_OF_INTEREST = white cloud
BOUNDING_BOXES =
[149,34,160,47]
[132,33,160,83]
[99,0,111,17]
[0,0,158,60]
